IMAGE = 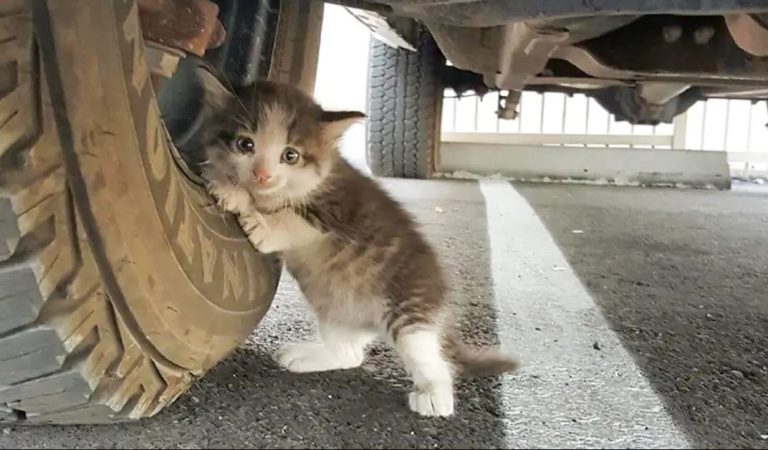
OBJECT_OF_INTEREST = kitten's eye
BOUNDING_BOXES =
[281,147,300,165]
[236,136,255,153]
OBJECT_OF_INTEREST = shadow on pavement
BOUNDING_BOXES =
[516,183,768,449]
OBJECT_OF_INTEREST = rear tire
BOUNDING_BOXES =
[0,0,280,424]
[366,27,444,179]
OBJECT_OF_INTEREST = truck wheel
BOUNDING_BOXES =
[366,26,444,179]
[0,0,280,424]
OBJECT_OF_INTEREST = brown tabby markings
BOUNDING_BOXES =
[196,67,518,417]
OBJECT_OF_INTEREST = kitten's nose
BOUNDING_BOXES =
[252,167,271,185]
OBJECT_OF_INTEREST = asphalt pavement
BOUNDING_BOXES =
[1,179,766,449]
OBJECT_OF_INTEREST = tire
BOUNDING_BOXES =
[0,0,280,424]
[366,26,444,179]
[269,0,324,94]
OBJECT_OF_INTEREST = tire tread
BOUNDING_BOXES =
[0,0,190,425]
[366,27,443,178]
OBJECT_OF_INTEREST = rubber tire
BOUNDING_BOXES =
[366,27,444,179]
[269,0,324,94]
[0,0,280,424]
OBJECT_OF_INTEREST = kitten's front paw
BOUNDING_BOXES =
[408,384,455,417]
[254,240,280,254]
[276,343,328,372]
[275,343,363,372]
[238,215,272,252]
[218,196,245,214]
[209,184,253,215]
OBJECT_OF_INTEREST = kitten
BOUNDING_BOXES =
[195,67,518,417]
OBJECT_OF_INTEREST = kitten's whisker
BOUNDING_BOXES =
[217,75,253,126]
[234,113,257,132]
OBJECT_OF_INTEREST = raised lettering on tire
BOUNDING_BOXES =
[0,0,279,424]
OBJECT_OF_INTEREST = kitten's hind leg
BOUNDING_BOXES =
[394,327,455,417]
[276,322,375,373]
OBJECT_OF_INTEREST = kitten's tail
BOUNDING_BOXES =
[445,335,520,378]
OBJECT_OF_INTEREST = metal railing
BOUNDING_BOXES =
[441,90,768,179]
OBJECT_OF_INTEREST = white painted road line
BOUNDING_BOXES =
[479,180,690,449]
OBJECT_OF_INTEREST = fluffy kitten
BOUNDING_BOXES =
[196,68,518,417]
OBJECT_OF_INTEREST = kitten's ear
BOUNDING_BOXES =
[195,66,235,110]
[320,110,366,142]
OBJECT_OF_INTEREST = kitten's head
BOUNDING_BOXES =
[196,67,364,208]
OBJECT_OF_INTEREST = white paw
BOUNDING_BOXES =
[238,214,264,235]
[408,384,454,417]
[238,215,273,252]
[219,195,247,214]
[254,239,280,254]
[209,184,253,215]
[275,343,363,373]
[275,343,325,372]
